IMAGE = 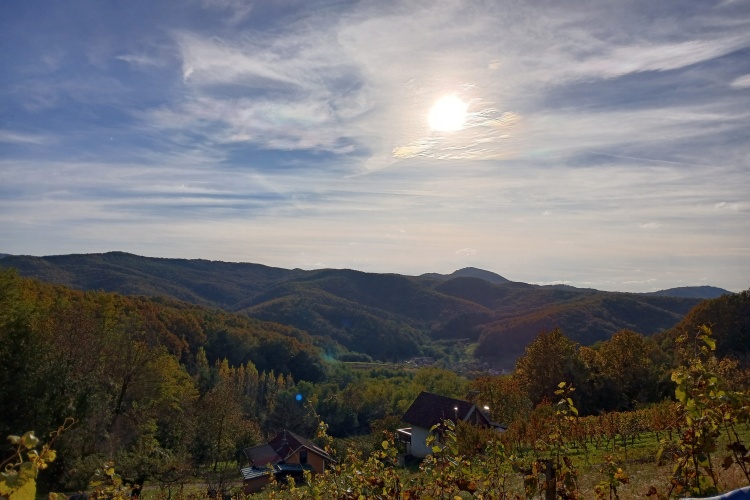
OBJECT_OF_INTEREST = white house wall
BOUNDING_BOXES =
[410,426,432,458]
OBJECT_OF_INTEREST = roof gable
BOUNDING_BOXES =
[464,405,493,427]
[245,429,333,467]
[243,443,282,467]
[402,391,486,429]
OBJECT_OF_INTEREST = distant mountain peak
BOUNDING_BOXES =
[642,286,732,299]
[420,267,510,285]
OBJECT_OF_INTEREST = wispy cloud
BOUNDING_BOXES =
[199,0,255,25]
[1,0,749,292]
[0,130,51,145]
[116,54,161,67]
[730,74,750,88]
[575,37,750,79]
[715,201,748,212]
[623,278,657,285]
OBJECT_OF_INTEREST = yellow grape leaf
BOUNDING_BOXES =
[8,480,36,500]
[2,463,38,500]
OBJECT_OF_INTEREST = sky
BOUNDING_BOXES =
[1,0,749,293]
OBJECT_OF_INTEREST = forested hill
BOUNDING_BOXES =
[641,285,731,299]
[0,252,728,365]
[657,289,750,362]
[0,251,304,309]
[419,267,511,284]
[0,268,328,443]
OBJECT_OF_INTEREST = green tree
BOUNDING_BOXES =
[596,330,666,410]
[413,367,467,398]
[514,328,586,406]
[191,366,260,469]
[468,374,532,426]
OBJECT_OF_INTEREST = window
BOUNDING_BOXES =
[299,450,308,464]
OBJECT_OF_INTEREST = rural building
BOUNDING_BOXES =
[397,391,502,458]
[240,429,333,494]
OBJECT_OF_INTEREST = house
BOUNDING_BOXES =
[240,429,334,494]
[397,391,503,458]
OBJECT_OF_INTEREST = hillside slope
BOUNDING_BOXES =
[0,252,302,308]
[656,289,750,363]
[1,252,709,364]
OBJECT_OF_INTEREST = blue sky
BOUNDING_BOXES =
[1,0,749,293]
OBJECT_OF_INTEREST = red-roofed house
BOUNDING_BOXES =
[241,430,334,494]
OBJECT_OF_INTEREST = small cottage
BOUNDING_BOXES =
[397,391,502,458]
[241,429,334,494]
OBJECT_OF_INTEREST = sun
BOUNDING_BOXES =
[428,95,468,132]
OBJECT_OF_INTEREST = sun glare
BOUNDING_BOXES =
[428,95,468,132]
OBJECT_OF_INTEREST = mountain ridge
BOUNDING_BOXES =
[1,251,732,297]
[0,251,731,367]
[642,286,731,299]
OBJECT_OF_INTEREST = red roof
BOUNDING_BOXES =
[243,430,333,467]
[243,444,282,467]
